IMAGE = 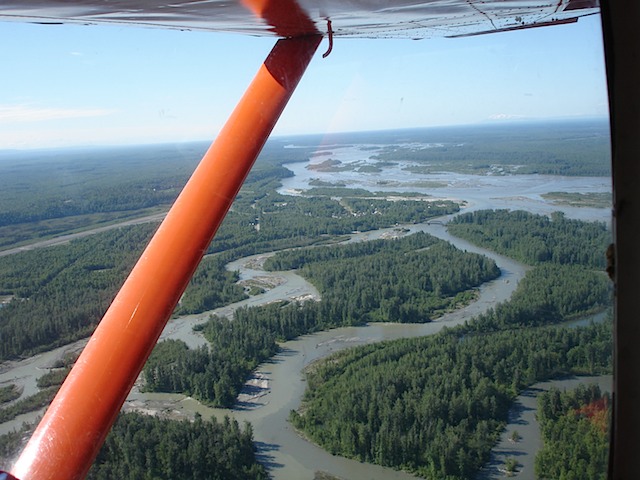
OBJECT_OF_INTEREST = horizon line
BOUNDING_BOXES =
[0,116,609,153]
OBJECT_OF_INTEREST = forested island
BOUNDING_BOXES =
[0,166,458,361]
[143,234,499,406]
[0,121,612,478]
[88,413,268,480]
[290,209,611,479]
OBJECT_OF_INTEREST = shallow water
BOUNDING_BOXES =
[125,221,608,480]
[279,143,611,225]
[0,145,612,477]
[126,223,531,480]
[477,375,612,480]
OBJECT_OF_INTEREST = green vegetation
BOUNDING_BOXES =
[308,178,346,187]
[342,198,447,224]
[448,209,610,268]
[0,387,59,424]
[0,155,458,361]
[0,141,304,248]
[305,187,374,197]
[0,144,202,243]
[0,224,155,359]
[0,422,32,467]
[0,385,21,405]
[0,349,77,423]
[0,121,609,248]
[290,211,611,479]
[535,384,610,480]
[266,233,499,322]
[542,191,612,208]
[88,413,268,480]
[290,322,611,479]
[0,207,165,250]
[144,234,499,406]
[371,121,610,176]
[211,191,457,258]
[504,457,520,475]
[0,123,613,477]
[35,368,71,389]
[470,264,610,331]
[174,255,247,315]
[1,411,268,479]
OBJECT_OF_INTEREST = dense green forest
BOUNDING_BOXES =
[265,233,499,322]
[87,413,268,480]
[0,143,304,248]
[0,120,609,246]
[209,189,458,258]
[0,363,268,479]
[0,122,612,478]
[144,234,499,406]
[0,141,308,230]
[290,321,611,479]
[0,144,201,234]
[0,224,243,360]
[0,412,268,479]
[290,211,611,478]
[289,276,611,480]
[0,224,155,359]
[0,162,457,360]
[175,255,247,315]
[468,264,610,331]
[448,209,610,268]
[535,384,610,480]
[0,385,21,405]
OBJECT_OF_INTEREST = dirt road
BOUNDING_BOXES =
[0,212,167,258]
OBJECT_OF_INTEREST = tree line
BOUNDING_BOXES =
[289,212,612,478]
[535,384,609,480]
[371,120,610,177]
[0,223,245,360]
[448,209,610,268]
[0,161,459,361]
[266,233,500,322]
[290,321,611,480]
[143,233,499,406]
[0,224,155,359]
[0,412,268,480]
[87,413,268,480]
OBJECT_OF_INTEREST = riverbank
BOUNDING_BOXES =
[122,220,529,480]
[1,216,599,478]
[477,375,612,480]
[0,160,612,476]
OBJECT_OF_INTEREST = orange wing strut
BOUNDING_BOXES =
[8,34,321,480]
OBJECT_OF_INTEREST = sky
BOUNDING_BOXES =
[0,14,609,149]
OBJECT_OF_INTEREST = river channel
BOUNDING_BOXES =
[0,149,611,477]
[121,221,527,480]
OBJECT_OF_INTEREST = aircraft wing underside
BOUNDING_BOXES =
[0,0,599,38]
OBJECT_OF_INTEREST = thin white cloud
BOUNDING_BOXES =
[488,113,526,121]
[0,105,115,123]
